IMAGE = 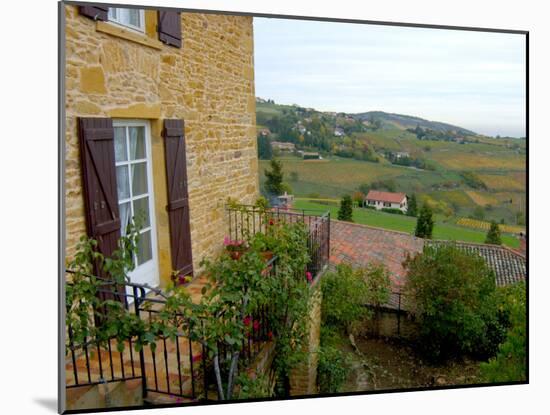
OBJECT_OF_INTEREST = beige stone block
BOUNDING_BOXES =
[79,66,107,94]
[73,100,102,115]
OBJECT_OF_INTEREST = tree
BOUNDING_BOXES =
[352,191,365,207]
[480,282,526,382]
[337,195,353,222]
[257,135,272,160]
[415,203,434,238]
[407,194,418,217]
[358,183,370,195]
[485,221,502,245]
[404,244,499,361]
[264,158,285,195]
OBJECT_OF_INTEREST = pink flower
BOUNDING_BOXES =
[223,235,231,246]
[192,353,202,363]
[253,320,260,331]
[306,271,313,283]
[243,316,251,326]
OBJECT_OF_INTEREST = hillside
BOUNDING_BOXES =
[256,98,526,229]
[352,111,477,135]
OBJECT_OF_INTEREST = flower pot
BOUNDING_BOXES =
[172,274,193,286]
[261,251,274,262]
[229,250,244,260]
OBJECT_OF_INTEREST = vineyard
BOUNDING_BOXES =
[456,217,525,234]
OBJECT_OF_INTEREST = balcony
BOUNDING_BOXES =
[65,206,330,409]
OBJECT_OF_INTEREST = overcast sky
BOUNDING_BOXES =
[253,18,526,137]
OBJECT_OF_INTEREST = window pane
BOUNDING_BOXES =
[108,8,117,19]
[127,9,141,27]
[131,163,148,196]
[119,202,131,236]
[129,127,145,160]
[133,197,150,228]
[116,166,130,200]
[136,230,153,265]
[114,127,127,162]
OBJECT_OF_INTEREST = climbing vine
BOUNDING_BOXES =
[65,205,313,400]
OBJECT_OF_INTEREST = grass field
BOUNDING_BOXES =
[294,199,520,248]
[260,156,462,197]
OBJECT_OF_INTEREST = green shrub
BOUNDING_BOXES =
[321,263,391,332]
[485,221,502,245]
[414,203,434,238]
[407,194,418,217]
[321,264,369,331]
[404,243,499,361]
[337,195,354,222]
[480,282,526,382]
[236,373,272,399]
[317,346,350,393]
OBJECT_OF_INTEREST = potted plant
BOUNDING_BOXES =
[224,236,248,260]
[171,270,193,286]
[249,230,276,262]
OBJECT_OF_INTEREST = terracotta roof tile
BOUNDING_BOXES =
[329,221,527,311]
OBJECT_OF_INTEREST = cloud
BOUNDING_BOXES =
[254,18,526,137]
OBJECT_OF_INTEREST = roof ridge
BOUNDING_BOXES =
[332,219,423,239]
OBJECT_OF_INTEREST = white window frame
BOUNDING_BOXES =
[113,119,159,291]
[108,7,145,33]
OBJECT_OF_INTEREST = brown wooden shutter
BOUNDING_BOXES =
[158,11,182,48]
[163,120,193,277]
[78,117,124,302]
[79,4,109,21]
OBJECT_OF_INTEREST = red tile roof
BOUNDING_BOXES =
[330,221,527,311]
[366,190,407,204]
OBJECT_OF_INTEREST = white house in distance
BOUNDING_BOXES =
[365,190,408,213]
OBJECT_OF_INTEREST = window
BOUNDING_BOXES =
[384,202,391,207]
[114,120,159,288]
[108,7,145,32]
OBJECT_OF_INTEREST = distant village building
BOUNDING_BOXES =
[296,124,307,134]
[256,97,267,103]
[302,152,320,160]
[365,190,408,213]
[334,127,345,137]
[394,151,410,159]
[271,141,295,151]
[259,128,271,137]
[275,191,294,208]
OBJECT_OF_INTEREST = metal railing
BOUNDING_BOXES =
[65,261,277,402]
[226,205,331,279]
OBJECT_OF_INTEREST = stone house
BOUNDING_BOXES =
[365,190,408,212]
[271,140,295,151]
[64,3,258,289]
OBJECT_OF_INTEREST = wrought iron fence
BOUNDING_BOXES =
[65,261,276,403]
[226,205,330,279]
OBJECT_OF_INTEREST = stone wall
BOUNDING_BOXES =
[64,5,258,286]
[289,278,322,396]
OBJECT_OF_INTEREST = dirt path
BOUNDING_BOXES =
[342,336,483,392]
